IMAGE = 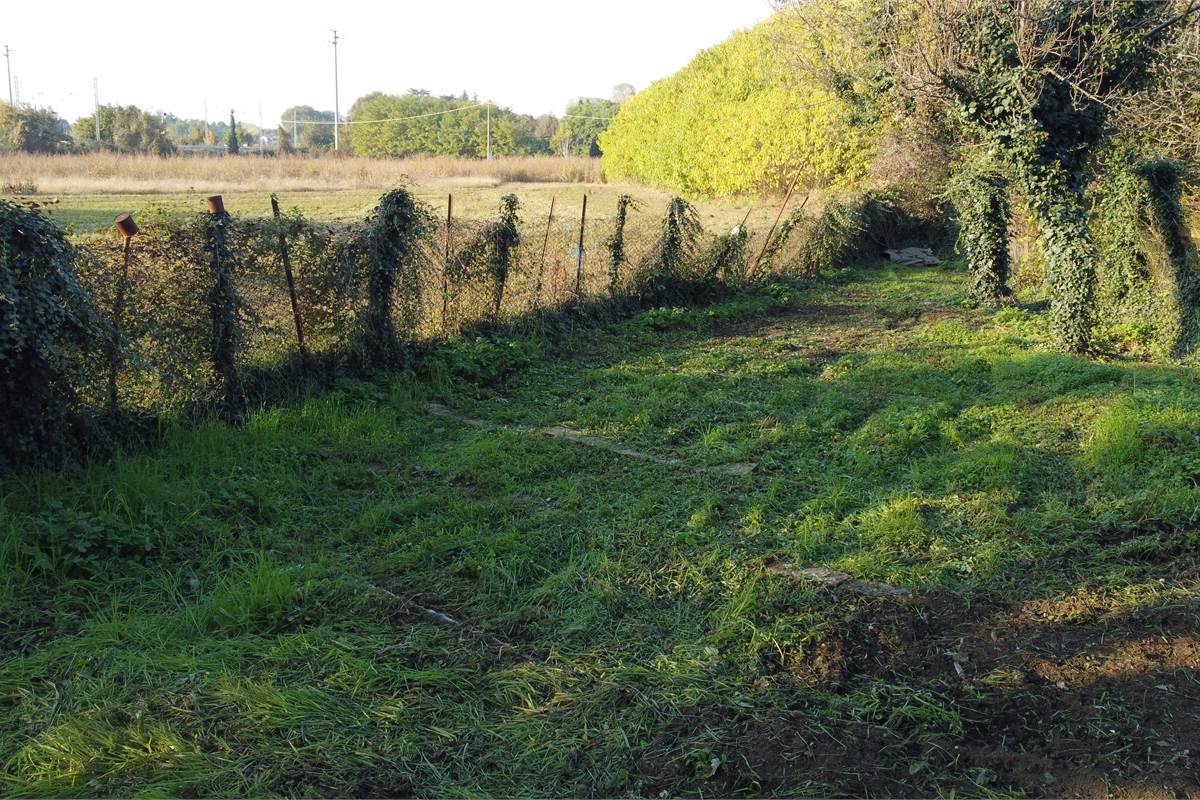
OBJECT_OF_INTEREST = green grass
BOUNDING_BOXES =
[3,264,1199,797]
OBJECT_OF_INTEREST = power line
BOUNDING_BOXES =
[330,29,341,151]
[3,46,11,106]
[286,102,488,126]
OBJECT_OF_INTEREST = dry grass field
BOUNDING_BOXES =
[0,153,603,194]
[0,153,767,234]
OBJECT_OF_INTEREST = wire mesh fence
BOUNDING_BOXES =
[61,188,817,422]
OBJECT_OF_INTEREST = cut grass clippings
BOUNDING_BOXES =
[2,264,1199,797]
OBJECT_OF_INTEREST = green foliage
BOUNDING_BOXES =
[279,106,335,152]
[448,195,522,321]
[348,92,547,158]
[226,111,239,155]
[636,197,704,299]
[551,98,618,157]
[784,191,944,277]
[704,223,749,281]
[70,104,176,155]
[599,15,872,197]
[358,188,436,367]
[0,201,107,467]
[606,194,634,294]
[930,0,1186,352]
[201,211,244,413]
[947,160,1011,305]
[0,103,70,154]
[1093,155,1199,357]
[431,334,541,390]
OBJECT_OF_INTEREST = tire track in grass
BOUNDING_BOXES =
[426,402,757,476]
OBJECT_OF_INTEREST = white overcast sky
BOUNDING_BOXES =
[4,1,771,127]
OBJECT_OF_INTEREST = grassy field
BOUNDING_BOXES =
[3,262,1199,797]
[33,183,759,236]
[1,153,768,234]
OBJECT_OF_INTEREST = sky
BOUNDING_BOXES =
[3,1,772,128]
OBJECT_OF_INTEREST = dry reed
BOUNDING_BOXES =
[0,153,604,195]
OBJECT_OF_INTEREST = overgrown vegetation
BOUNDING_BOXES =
[948,160,1011,305]
[600,15,871,197]
[0,201,107,468]
[5,266,1200,796]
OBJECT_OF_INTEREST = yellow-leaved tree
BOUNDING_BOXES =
[599,13,873,198]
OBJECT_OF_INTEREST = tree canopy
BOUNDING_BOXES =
[347,92,550,158]
[599,15,872,198]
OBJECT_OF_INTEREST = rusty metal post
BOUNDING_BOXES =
[442,193,452,337]
[574,194,588,297]
[107,212,138,414]
[750,166,805,277]
[270,194,308,361]
[533,195,555,312]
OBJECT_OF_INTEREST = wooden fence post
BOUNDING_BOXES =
[206,194,243,414]
[107,212,138,414]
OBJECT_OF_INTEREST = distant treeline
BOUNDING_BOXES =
[0,88,628,159]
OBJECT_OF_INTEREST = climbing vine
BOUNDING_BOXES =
[359,187,435,366]
[637,197,703,299]
[606,194,633,295]
[0,200,107,465]
[948,159,1012,305]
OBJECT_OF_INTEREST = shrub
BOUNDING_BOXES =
[634,197,704,300]
[599,14,871,198]
[1093,155,1199,357]
[358,187,436,367]
[948,160,1012,305]
[0,201,107,466]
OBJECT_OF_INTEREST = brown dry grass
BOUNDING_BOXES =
[0,153,604,195]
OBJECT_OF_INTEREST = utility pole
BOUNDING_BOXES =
[258,100,263,155]
[486,102,492,160]
[93,78,100,143]
[330,29,341,152]
[12,76,17,106]
[292,112,298,153]
[4,46,12,106]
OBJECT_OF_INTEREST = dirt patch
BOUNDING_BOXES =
[639,590,1200,797]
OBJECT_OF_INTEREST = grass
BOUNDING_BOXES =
[3,263,1200,796]
[0,152,770,233]
[32,182,759,235]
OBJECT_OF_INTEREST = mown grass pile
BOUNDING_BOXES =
[3,264,1199,796]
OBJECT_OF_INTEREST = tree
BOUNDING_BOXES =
[612,83,636,104]
[347,92,549,158]
[279,106,335,152]
[887,0,1200,351]
[0,103,70,153]
[601,14,871,196]
[69,104,175,154]
[227,110,239,155]
[551,98,619,157]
